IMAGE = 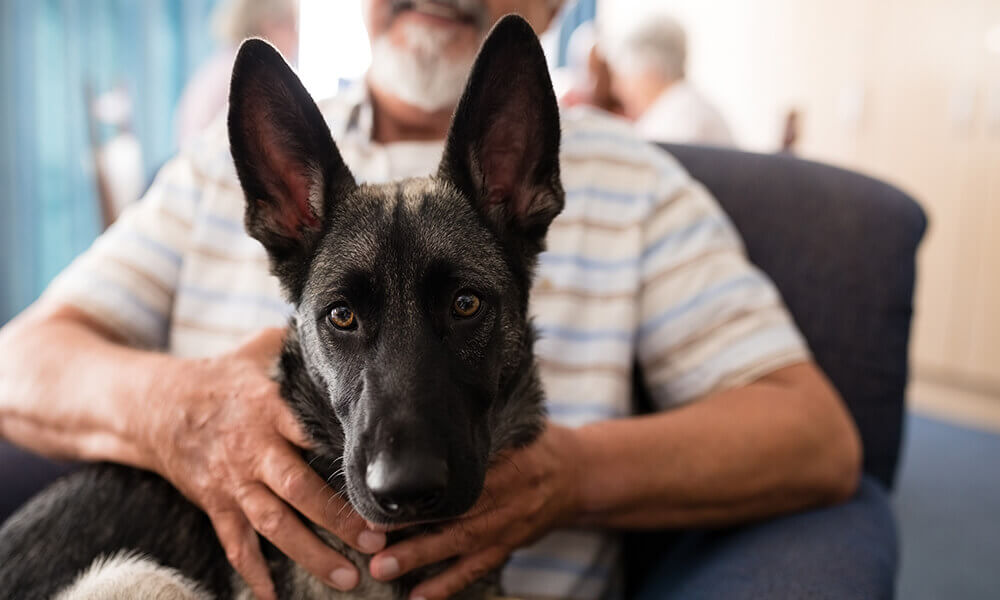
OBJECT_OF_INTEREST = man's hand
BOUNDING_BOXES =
[141,328,386,600]
[368,424,583,600]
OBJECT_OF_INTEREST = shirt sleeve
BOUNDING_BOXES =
[42,156,202,349]
[636,174,811,408]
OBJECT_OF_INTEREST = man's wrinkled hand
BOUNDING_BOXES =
[367,423,583,600]
[141,328,386,600]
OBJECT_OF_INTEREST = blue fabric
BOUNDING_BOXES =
[663,144,926,488]
[895,414,1000,599]
[553,0,597,67]
[0,440,78,522]
[0,0,219,324]
[633,476,898,600]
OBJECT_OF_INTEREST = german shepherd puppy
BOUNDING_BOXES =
[0,15,562,600]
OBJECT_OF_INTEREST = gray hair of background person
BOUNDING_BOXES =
[612,16,687,80]
[212,0,297,45]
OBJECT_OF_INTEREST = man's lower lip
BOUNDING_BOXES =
[394,4,475,26]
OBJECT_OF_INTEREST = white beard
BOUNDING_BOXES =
[367,20,478,112]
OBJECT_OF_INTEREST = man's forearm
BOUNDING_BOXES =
[0,301,174,468]
[571,362,862,529]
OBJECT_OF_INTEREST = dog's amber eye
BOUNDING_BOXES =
[452,292,481,318]
[328,304,356,330]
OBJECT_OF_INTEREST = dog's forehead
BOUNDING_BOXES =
[301,177,508,302]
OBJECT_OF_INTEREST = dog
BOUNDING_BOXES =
[0,15,563,600]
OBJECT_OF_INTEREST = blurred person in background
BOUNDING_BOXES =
[559,21,624,115]
[174,0,298,149]
[608,16,734,146]
[0,1,877,600]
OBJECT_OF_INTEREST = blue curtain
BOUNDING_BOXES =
[0,0,219,324]
[554,0,597,67]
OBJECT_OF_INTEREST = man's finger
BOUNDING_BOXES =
[236,482,361,592]
[408,546,510,600]
[209,508,277,600]
[371,522,482,581]
[258,442,386,554]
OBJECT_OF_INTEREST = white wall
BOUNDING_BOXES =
[599,0,1000,389]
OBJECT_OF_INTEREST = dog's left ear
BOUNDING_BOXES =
[228,38,356,301]
[438,15,564,256]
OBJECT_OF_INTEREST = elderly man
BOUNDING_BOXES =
[608,16,734,147]
[0,2,883,599]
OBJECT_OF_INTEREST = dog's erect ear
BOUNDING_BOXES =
[438,15,564,256]
[228,38,356,301]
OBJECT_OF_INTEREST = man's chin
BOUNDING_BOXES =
[368,23,479,113]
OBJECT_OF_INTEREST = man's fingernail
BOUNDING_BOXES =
[330,567,358,590]
[358,530,386,553]
[375,556,400,579]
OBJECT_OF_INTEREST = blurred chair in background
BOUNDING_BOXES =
[780,108,802,153]
[86,84,145,228]
[607,16,734,147]
[175,0,299,150]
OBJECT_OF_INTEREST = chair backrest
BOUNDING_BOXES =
[660,144,926,489]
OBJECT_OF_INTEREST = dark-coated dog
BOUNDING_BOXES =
[0,15,562,599]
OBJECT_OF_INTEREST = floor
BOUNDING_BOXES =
[894,378,1000,599]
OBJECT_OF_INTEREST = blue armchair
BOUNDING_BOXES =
[661,143,925,489]
[624,144,925,599]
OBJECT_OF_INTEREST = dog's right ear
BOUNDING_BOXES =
[228,38,356,301]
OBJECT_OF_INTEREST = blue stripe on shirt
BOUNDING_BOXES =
[95,278,167,325]
[506,554,611,579]
[638,273,763,341]
[179,284,292,315]
[657,323,805,403]
[87,274,168,345]
[537,215,723,273]
[546,403,625,419]
[197,186,653,240]
[565,186,654,206]
[160,182,202,205]
[120,231,183,267]
[204,213,246,234]
[562,129,654,153]
[536,324,633,343]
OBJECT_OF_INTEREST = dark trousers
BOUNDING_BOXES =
[631,476,897,599]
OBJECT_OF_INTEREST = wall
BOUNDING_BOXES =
[598,0,1000,390]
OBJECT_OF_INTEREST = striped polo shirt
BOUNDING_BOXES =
[44,86,808,600]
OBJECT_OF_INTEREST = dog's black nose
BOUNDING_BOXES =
[365,452,448,516]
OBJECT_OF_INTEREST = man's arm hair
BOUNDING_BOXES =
[570,361,862,529]
[0,299,172,469]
